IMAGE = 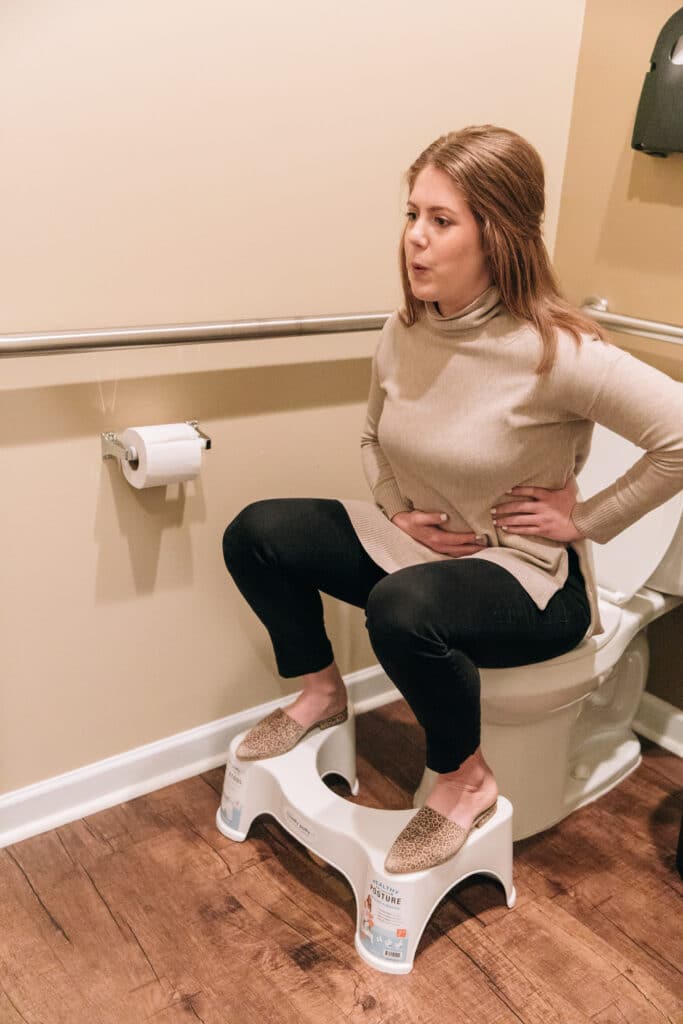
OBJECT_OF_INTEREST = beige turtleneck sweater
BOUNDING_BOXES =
[340,286,683,638]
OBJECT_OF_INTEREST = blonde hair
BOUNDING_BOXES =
[399,125,607,373]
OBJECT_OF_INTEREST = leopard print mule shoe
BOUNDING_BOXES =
[236,706,348,761]
[384,801,498,874]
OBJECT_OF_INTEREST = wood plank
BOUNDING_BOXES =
[143,774,275,877]
[80,795,170,853]
[0,991,27,1024]
[228,846,460,1023]
[638,740,683,790]
[593,972,680,1024]
[1,843,183,1024]
[435,895,599,1024]
[547,805,681,906]
[2,831,80,893]
[481,899,621,1018]
[594,888,682,977]
[0,864,104,1024]
[89,828,347,1024]
[531,894,682,1020]
[552,893,683,1021]
[55,817,118,868]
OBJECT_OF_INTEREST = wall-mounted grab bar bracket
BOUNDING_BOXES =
[583,295,608,313]
[581,298,683,347]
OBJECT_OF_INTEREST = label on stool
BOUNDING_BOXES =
[358,878,409,963]
[282,804,317,845]
[221,759,247,830]
[221,796,242,831]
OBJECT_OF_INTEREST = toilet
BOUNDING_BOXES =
[415,424,683,841]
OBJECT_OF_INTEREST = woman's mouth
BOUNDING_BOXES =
[411,262,430,273]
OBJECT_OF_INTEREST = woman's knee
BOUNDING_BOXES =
[365,571,437,643]
[222,499,284,569]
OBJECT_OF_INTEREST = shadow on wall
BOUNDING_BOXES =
[1,357,371,445]
[628,150,683,206]
[596,143,683,275]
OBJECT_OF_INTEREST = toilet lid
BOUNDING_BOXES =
[577,424,683,603]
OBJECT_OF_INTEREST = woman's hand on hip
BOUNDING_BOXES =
[391,510,488,556]
[491,478,585,542]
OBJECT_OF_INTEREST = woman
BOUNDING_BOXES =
[222,126,683,874]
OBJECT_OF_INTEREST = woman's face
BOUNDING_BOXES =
[404,164,491,317]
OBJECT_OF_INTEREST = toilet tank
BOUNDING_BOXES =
[577,424,683,602]
[647,513,683,595]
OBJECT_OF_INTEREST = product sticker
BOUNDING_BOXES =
[221,759,247,830]
[220,795,242,830]
[358,878,409,963]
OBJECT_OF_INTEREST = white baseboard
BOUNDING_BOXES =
[0,666,396,850]
[633,692,683,758]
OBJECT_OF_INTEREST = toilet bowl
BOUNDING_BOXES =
[414,424,683,840]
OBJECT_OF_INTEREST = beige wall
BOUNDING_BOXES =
[1,0,587,794]
[553,0,683,708]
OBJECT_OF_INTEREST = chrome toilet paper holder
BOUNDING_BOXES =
[101,420,212,467]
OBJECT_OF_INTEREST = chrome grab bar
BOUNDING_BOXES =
[0,312,390,357]
[1,300,681,357]
[582,296,683,347]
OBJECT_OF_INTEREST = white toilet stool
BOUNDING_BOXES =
[215,706,515,974]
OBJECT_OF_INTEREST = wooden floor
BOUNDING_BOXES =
[1,701,682,1024]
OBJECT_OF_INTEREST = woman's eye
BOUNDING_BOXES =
[435,217,451,227]
[405,211,417,221]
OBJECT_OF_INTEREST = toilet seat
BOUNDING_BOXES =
[480,601,623,722]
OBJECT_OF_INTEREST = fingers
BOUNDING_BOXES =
[426,532,488,555]
[495,510,548,532]
[415,513,487,544]
[496,517,542,527]
[416,511,450,525]
[451,544,489,556]
[506,486,546,498]
[431,530,487,545]
[410,512,496,555]
[491,500,539,519]
[507,485,557,497]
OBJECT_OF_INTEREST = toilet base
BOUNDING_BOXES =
[566,730,642,815]
[414,725,643,841]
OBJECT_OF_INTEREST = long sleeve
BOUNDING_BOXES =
[565,342,683,544]
[360,345,411,521]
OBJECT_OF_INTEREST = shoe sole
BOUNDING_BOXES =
[473,801,498,829]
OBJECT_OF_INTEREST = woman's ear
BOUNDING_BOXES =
[477,215,494,257]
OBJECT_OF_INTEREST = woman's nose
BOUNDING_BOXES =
[406,219,426,246]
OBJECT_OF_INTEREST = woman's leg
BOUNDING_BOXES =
[365,548,591,828]
[222,498,385,728]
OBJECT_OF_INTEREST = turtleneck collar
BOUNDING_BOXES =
[424,285,502,334]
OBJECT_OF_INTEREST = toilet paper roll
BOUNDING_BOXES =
[120,423,203,489]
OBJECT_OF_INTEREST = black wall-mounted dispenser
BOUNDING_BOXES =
[632,6,683,156]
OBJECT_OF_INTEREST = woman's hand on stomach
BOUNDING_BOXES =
[491,478,585,542]
[391,510,488,556]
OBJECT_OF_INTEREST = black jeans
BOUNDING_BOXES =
[222,498,591,773]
